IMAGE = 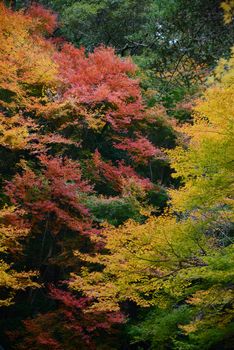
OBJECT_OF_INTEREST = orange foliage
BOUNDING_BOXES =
[55,44,145,130]
[27,3,58,34]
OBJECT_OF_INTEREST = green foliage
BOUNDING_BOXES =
[128,306,192,350]
[39,0,152,52]
[85,195,144,226]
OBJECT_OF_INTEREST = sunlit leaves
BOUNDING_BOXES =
[169,51,234,212]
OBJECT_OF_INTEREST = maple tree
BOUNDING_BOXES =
[55,44,144,129]
[54,42,160,177]
[11,286,124,350]
[5,155,94,235]
[26,2,58,34]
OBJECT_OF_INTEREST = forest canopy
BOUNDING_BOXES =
[0,1,233,349]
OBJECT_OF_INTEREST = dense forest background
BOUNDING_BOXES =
[0,1,233,349]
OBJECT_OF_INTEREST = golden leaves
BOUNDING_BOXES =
[0,114,29,149]
[221,0,234,23]
[0,206,39,306]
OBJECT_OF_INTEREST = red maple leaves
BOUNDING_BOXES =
[92,150,153,192]
[27,3,58,34]
[114,134,158,164]
[55,44,145,130]
[13,286,124,350]
[5,156,93,235]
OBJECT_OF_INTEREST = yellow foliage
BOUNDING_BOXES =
[0,3,60,151]
[180,283,234,334]
[168,49,234,212]
[0,4,57,100]
[221,0,234,23]
[71,214,217,311]
[213,46,234,86]
[0,113,29,149]
[0,3,58,151]
[0,206,39,306]
[0,261,38,307]
[83,105,107,131]
[179,322,198,335]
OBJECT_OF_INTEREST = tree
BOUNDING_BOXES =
[0,3,168,349]
[11,287,124,350]
[70,46,234,349]
[23,0,234,105]
[0,206,38,307]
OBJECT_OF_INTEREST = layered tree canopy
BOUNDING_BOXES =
[0,1,233,350]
